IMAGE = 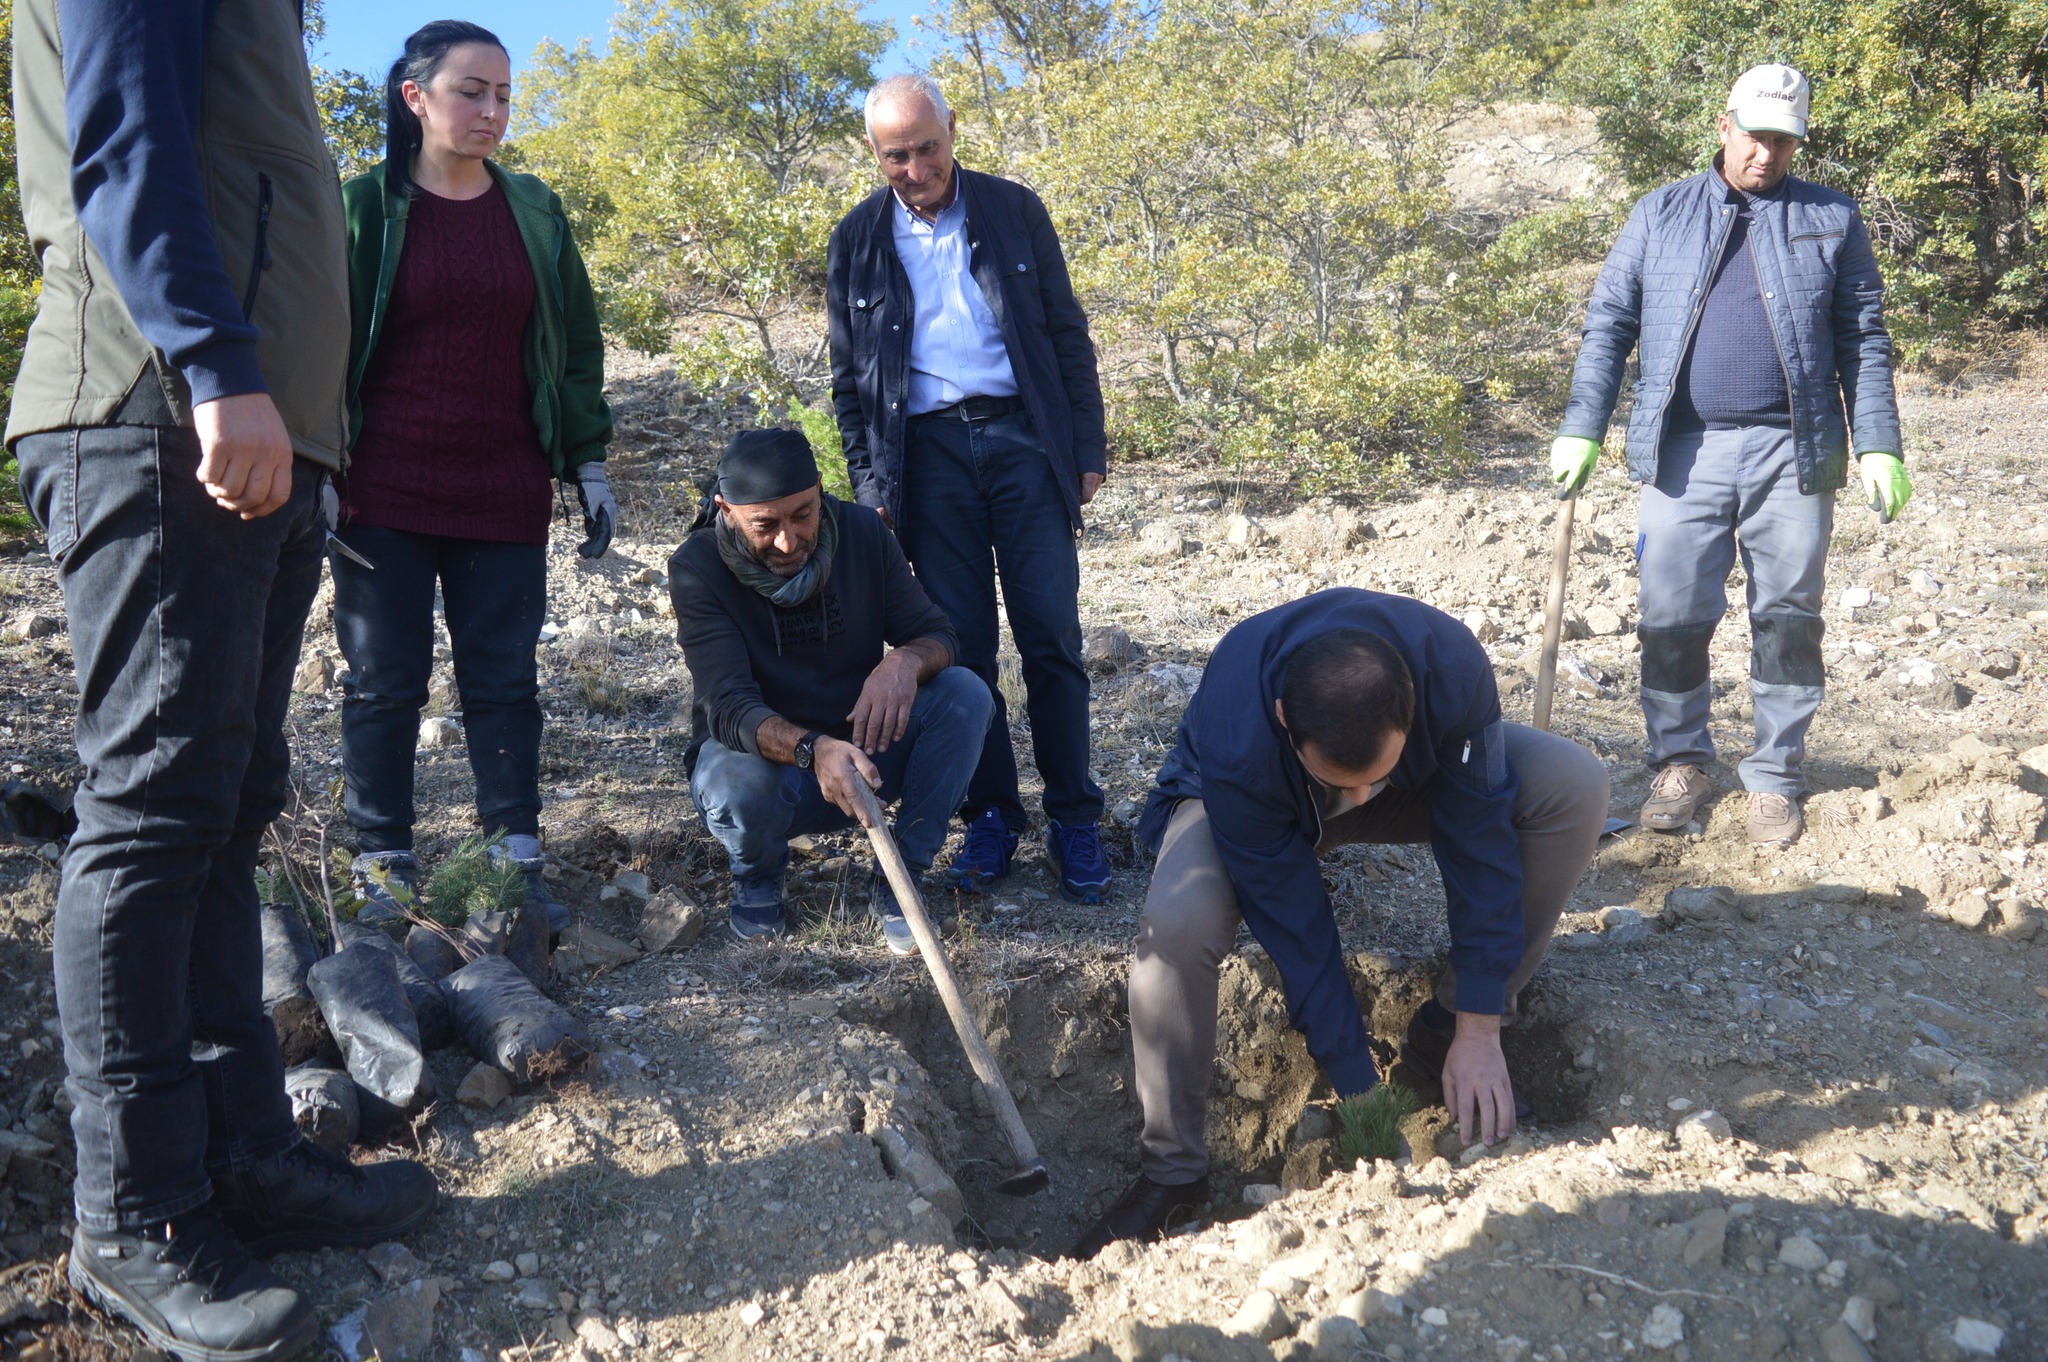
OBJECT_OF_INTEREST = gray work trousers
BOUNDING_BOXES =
[1129,723,1610,1183]
[1635,426,1832,796]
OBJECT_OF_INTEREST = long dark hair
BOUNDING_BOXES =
[384,20,508,198]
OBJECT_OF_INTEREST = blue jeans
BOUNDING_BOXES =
[901,411,1103,832]
[14,427,322,1231]
[1636,425,1832,795]
[689,668,992,882]
[330,526,547,852]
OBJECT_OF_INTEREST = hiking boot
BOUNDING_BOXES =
[212,1141,438,1256]
[69,1207,318,1362]
[728,875,787,943]
[1069,1175,1208,1259]
[1746,791,1804,846]
[943,809,1018,893]
[491,836,569,935]
[349,851,418,932]
[1047,820,1111,903]
[1640,763,1710,832]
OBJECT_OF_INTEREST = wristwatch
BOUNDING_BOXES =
[794,731,823,770]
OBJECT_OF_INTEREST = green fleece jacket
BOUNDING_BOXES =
[341,160,613,477]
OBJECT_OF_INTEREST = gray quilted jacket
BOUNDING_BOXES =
[1559,161,1901,495]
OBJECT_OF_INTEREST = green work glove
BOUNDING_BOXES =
[1859,452,1911,522]
[1549,435,1602,496]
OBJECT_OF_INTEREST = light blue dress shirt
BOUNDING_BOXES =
[891,185,1019,415]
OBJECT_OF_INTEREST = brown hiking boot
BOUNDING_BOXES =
[1746,791,1804,845]
[1641,763,1710,831]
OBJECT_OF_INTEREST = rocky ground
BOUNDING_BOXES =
[0,339,2045,1362]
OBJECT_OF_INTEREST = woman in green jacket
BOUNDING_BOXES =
[335,20,615,932]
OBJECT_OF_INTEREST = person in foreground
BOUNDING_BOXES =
[335,21,617,935]
[8,1,435,1358]
[670,429,992,954]
[1073,590,1609,1258]
[827,73,1113,904]
[1549,64,1906,847]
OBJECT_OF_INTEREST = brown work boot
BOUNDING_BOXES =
[1640,763,1710,831]
[1746,791,1804,846]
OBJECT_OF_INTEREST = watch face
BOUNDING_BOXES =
[796,738,814,769]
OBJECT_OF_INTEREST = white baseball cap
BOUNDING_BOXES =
[1727,63,1810,138]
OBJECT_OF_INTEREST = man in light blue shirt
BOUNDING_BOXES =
[827,73,1113,905]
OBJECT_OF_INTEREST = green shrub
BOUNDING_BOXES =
[786,397,854,500]
[420,833,529,928]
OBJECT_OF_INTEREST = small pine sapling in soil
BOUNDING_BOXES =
[1334,1082,1417,1166]
[420,832,527,927]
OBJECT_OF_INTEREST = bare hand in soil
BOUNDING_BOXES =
[194,392,295,519]
[1444,1011,1515,1146]
[848,651,920,752]
[815,736,883,821]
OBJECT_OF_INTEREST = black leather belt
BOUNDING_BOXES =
[911,394,1026,422]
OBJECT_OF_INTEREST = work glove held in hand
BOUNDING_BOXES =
[1549,436,1601,496]
[575,464,617,558]
[1859,452,1910,522]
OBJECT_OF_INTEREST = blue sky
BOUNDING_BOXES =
[314,0,930,83]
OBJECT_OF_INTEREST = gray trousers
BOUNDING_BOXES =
[1635,426,1832,796]
[1130,723,1610,1183]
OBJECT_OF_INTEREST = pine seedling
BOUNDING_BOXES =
[420,832,527,927]
[1334,1082,1418,1166]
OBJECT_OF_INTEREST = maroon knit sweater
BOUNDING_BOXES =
[346,183,554,543]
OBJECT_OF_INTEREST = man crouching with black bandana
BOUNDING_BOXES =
[671,428,992,951]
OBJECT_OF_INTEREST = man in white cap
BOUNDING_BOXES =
[1549,63,1908,847]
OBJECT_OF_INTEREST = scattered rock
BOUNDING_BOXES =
[1881,657,1961,709]
[1680,1207,1727,1266]
[1137,520,1191,560]
[1840,585,1873,609]
[1664,885,1738,922]
[554,922,643,973]
[610,870,652,902]
[737,1302,765,1329]
[1907,1044,1958,1078]
[361,1278,439,1361]
[637,887,708,953]
[515,1252,541,1277]
[1908,569,1944,597]
[1841,1296,1878,1343]
[1763,994,1819,1024]
[1303,1314,1369,1360]
[1082,624,1138,673]
[1819,1321,1877,1362]
[1137,662,1205,704]
[1857,790,1890,824]
[1226,1289,1291,1340]
[456,1062,514,1111]
[1778,1235,1828,1271]
[1233,1215,1304,1265]
[1597,905,1652,944]
[1337,1288,1403,1324]
[417,716,462,749]
[1675,1109,1732,1149]
[363,1242,422,1285]
[292,650,335,694]
[1,611,59,643]
[1584,603,1626,636]
[1460,610,1501,644]
[1641,1302,1685,1350]
[1225,514,1271,548]
[1950,1317,2004,1356]
[481,1261,516,1284]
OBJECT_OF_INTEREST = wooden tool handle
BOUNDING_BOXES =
[1533,493,1577,733]
[853,782,1042,1167]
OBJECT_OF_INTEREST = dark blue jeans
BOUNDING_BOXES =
[15,426,322,1232]
[330,526,547,853]
[689,667,992,882]
[901,412,1103,832]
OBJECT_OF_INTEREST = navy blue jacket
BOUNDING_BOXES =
[826,166,1108,533]
[1559,157,1901,495]
[1139,591,1522,1096]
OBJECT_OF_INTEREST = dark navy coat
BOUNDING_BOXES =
[826,166,1108,532]
[1140,591,1522,1096]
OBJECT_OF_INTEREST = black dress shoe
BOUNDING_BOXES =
[1399,1010,1534,1123]
[1069,1174,1208,1259]
[212,1141,438,1256]
[69,1207,318,1362]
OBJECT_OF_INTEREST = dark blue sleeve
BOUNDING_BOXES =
[58,0,267,403]
[1204,774,1379,1098]
[1427,702,1526,1015]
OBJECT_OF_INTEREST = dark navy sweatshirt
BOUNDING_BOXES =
[1138,590,1522,1097]
[1667,178,1792,431]
[56,0,268,404]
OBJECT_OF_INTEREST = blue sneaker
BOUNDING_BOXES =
[728,876,786,943]
[943,808,1019,892]
[1047,820,1112,903]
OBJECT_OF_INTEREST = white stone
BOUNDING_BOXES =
[1777,1235,1828,1271]
[1951,1317,2004,1356]
[1841,1296,1877,1343]
[1841,586,1874,609]
[1226,1290,1292,1340]
[1420,1307,1449,1326]
[417,716,462,750]
[481,1261,516,1283]
[738,1301,766,1328]
[1642,1302,1685,1350]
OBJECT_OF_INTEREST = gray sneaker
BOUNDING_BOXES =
[349,851,419,932]
[490,835,568,935]
[1640,763,1710,832]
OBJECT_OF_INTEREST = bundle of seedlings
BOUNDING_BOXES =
[337,921,455,1050]
[306,942,437,1140]
[427,833,552,985]
[256,874,333,1066]
[1334,1082,1418,1165]
[443,953,593,1085]
[284,1062,360,1156]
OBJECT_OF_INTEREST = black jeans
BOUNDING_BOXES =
[330,526,546,852]
[15,426,321,1232]
[902,410,1103,832]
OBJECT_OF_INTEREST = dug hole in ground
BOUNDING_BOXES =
[2,365,2048,1361]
